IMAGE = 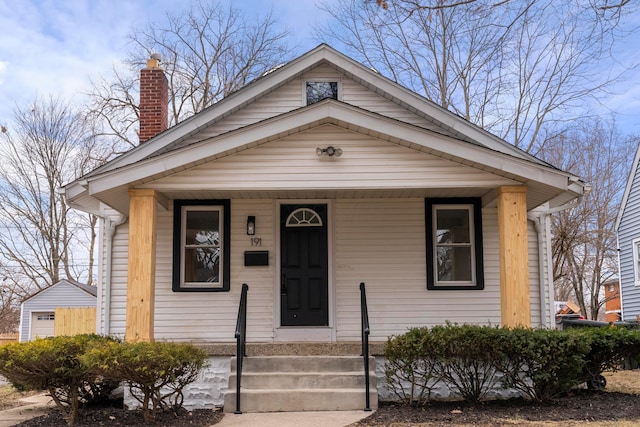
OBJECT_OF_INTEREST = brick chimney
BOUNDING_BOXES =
[139,54,168,144]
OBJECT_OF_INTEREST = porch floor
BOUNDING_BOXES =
[197,341,386,357]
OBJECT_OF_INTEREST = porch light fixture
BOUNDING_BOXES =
[246,216,256,235]
[316,146,343,157]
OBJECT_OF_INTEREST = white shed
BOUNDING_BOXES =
[19,279,97,342]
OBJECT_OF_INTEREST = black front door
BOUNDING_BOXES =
[280,204,328,326]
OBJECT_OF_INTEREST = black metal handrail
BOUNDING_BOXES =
[234,283,248,414]
[360,282,372,411]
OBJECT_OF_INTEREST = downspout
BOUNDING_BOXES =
[104,214,127,335]
[528,187,589,328]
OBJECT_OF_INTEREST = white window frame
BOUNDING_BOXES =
[425,198,484,290]
[303,79,341,105]
[633,237,640,287]
[173,199,230,292]
[180,206,223,289]
[432,204,476,286]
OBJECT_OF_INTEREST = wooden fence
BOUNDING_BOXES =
[0,334,18,345]
[54,307,96,336]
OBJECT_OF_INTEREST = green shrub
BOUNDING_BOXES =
[0,334,118,425]
[384,327,441,405]
[430,324,504,402]
[383,325,637,405]
[496,328,588,402]
[569,326,640,388]
[83,341,208,424]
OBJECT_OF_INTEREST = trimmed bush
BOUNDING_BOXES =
[0,334,118,425]
[572,326,640,388]
[83,341,209,424]
[430,323,504,402]
[385,327,440,405]
[383,325,640,405]
[495,328,589,402]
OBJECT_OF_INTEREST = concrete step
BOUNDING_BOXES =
[228,371,372,389]
[231,355,375,373]
[224,355,378,413]
[224,388,377,413]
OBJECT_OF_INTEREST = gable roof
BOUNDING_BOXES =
[616,141,640,231]
[81,44,549,176]
[21,279,97,304]
[65,44,584,214]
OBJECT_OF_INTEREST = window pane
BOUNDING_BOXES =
[306,82,338,105]
[185,210,220,245]
[436,209,470,244]
[184,247,220,283]
[437,246,472,281]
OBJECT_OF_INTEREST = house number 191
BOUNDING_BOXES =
[251,238,262,247]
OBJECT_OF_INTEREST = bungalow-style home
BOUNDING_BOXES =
[616,142,640,321]
[19,279,97,342]
[64,45,586,410]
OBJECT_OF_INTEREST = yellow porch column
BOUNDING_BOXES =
[497,186,530,327]
[125,189,157,342]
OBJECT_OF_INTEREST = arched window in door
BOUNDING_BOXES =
[285,208,323,227]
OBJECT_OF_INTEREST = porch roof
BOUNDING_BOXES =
[67,99,582,215]
[64,44,585,215]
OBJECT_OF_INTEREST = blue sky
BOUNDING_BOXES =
[0,0,335,123]
[0,0,639,136]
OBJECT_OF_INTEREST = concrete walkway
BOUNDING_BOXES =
[0,394,54,427]
[0,394,373,427]
[215,410,373,427]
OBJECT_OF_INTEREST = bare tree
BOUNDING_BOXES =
[0,96,103,302]
[320,0,636,152]
[544,119,636,319]
[0,277,20,334]
[87,0,291,149]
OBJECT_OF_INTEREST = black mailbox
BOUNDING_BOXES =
[244,251,269,266]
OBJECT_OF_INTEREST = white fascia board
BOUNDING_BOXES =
[319,48,545,165]
[86,101,574,196]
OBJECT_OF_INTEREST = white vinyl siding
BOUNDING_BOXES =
[153,200,275,342]
[143,125,516,193]
[334,199,499,341]
[108,222,129,336]
[170,65,446,149]
[106,197,543,342]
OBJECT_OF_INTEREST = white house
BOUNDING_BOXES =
[64,45,586,411]
[616,142,640,321]
[19,279,97,342]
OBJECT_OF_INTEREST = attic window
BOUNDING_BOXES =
[306,82,338,105]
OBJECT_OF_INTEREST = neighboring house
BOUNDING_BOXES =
[617,142,640,322]
[603,280,622,323]
[19,279,97,342]
[64,45,586,409]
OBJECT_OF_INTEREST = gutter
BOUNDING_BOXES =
[528,184,589,327]
[61,186,128,336]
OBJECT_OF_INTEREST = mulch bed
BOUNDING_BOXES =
[13,390,640,426]
[14,400,224,427]
[354,390,640,425]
